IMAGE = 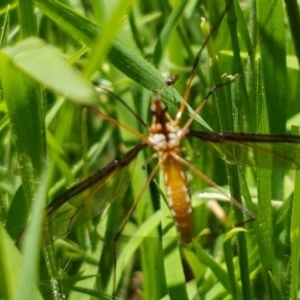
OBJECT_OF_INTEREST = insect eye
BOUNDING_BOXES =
[151,100,168,114]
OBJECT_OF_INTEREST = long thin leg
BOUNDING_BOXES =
[112,160,162,296]
[170,152,255,219]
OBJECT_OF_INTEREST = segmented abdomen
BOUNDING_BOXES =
[162,155,193,244]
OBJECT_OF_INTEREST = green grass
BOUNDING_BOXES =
[1,0,300,299]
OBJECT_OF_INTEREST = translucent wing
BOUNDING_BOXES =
[46,143,146,238]
[42,142,158,300]
[187,130,300,169]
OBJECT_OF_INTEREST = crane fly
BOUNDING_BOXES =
[46,51,300,246]
[46,81,300,243]
[44,7,300,300]
[45,84,300,298]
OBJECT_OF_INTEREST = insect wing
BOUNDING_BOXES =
[187,130,300,169]
[47,143,146,239]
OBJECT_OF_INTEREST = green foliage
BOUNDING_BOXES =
[0,0,300,299]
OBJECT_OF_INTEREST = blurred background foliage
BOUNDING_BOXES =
[1,0,300,299]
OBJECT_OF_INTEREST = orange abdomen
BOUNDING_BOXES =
[162,156,193,244]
